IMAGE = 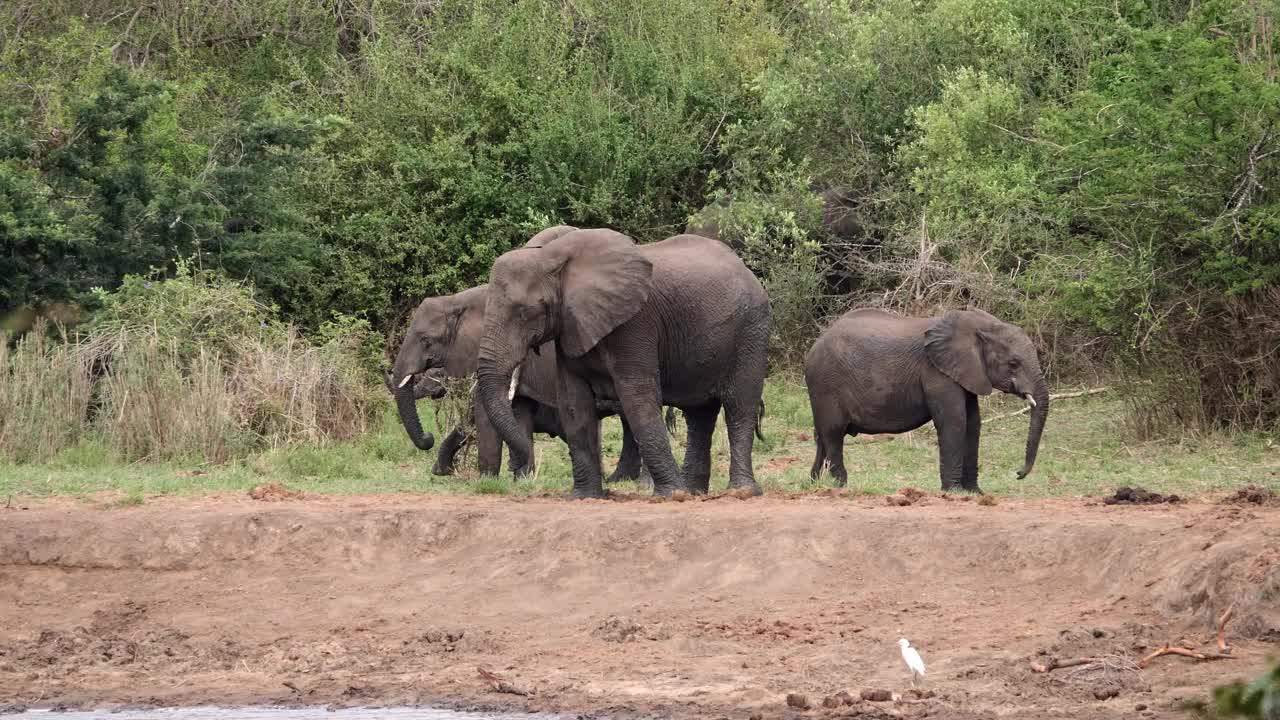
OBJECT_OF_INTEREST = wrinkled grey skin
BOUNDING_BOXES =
[388,229,656,480]
[475,229,771,499]
[804,308,1050,493]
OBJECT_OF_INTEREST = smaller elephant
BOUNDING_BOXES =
[805,308,1049,492]
[388,281,656,480]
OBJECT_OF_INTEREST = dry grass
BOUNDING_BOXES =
[235,328,378,447]
[0,322,380,464]
[0,323,94,462]
[96,333,240,463]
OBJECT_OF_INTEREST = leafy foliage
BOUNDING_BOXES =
[1191,662,1280,719]
[2,0,1279,430]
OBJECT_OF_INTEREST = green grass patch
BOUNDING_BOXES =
[1,381,1277,503]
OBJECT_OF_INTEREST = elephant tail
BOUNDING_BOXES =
[755,400,766,442]
[664,406,678,435]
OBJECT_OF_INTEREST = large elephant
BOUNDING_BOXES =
[475,229,771,498]
[804,308,1049,492]
[388,280,652,481]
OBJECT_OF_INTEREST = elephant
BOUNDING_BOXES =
[381,366,482,476]
[474,228,771,498]
[804,308,1049,493]
[388,235,660,481]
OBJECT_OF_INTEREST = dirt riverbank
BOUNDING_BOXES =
[1,491,1277,719]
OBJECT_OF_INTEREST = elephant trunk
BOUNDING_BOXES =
[394,380,435,451]
[477,346,531,476]
[1017,377,1050,479]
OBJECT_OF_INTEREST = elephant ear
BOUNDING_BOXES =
[924,310,993,396]
[525,225,580,248]
[558,231,653,358]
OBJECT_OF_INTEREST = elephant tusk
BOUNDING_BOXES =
[1025,394,1037,408]
[398,374,414,389]
[508,365,522,401]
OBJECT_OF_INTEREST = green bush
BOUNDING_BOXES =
[1191,662,1280,719]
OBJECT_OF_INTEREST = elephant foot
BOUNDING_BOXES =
[431,463,455,477]
[570,486,609,500]
[651,482,680,498]
[727,481,764,497]
[604,469,635,484]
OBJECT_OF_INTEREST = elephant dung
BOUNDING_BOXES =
[1102,487,1181,505]
[887,487,928,506]
[1220,484,1276,506]
[248,482,305,502]
[785,692,812,710]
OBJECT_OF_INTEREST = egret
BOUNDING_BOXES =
[898,638,926,687]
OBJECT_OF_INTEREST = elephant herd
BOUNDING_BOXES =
[389,226,1049,497]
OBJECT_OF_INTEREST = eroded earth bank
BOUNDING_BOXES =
[1,492,1277,719]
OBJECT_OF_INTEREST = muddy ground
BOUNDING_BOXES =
[1,491,1278,719]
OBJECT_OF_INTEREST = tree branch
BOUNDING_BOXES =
[987,387,1110,423]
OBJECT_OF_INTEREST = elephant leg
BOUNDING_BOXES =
[432,426,468,476]
[635,462,654,490]
[962,393,981,493]
[680,402,720,495]
[610,378,683,496]
[721,319,767,495]
[606,415,643,483]
[555,368,606,498]
[474,396,503,477]
[809,430,827,483]
[817,425,848,487]
[511,397,538,479]
[928,389,968,492]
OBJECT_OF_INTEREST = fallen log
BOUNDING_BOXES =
[1031,657,1102,673]
[1138,644,1237,669]
[1217,602,1235,652]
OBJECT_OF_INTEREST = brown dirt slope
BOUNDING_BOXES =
[0,493,1277,719]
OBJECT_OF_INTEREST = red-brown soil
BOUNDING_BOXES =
[1,493,1277,719]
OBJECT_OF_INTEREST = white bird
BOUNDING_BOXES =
[898,638,926,687]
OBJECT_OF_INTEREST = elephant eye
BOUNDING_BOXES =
[1008,358,1020,369]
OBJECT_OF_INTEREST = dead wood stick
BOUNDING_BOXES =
[477,666,534,696]
[1217,602,1235,651]
[1031,656,1102,673]
[988,387,1110,423]
[1139,644,1237,669]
